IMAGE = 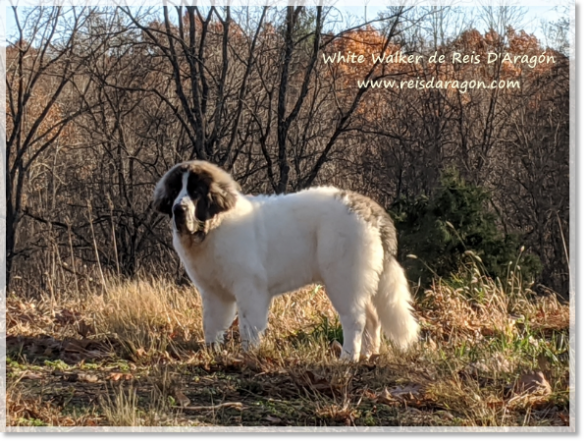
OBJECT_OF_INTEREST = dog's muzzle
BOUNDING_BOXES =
[173,202,205,237]
[172,202,192,232]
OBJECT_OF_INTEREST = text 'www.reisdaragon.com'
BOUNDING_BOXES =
[357,77,521,93]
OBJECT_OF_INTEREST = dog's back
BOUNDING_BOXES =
[246,186,419,356]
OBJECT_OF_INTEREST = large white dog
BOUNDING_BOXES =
[153,161,419,361]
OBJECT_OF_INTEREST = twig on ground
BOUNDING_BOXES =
[174,402,244,411]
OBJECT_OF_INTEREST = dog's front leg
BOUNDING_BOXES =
[234,284,270,351]
[201,291,237,347]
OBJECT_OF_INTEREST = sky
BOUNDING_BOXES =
[1,3,570,48]
[340,4,567,42]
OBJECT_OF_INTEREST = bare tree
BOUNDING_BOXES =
[5,6,569,298]
[5,6,102,286]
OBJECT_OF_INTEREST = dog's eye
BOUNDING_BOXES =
[187,176,206,200]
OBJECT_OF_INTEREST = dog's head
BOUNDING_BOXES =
[153,161,240,238]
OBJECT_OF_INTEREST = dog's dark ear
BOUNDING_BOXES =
[194,165,240,221]
[153,168,182,216]
[153,191,173,216]
[208,180,238,217]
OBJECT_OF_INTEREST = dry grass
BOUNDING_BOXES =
[6,264,571,428]
[91,277,205,357]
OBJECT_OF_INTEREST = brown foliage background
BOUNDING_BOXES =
[5,6,570,298]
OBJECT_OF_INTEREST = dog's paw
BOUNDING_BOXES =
[339,350,360,363]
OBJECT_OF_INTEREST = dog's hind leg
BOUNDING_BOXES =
[321,277,367,362]
[201,291,237,347]
[361,301,382,358]
[318,226,383,361]
[338,312,366,362]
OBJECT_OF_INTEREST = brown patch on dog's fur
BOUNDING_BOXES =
[337,190,398,258]
[153,161,240,220]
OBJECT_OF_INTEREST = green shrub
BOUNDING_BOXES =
[391,170,541,291]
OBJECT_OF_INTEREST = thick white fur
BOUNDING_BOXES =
[164,169,419,362]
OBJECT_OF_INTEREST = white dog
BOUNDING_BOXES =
[153,161,419,361]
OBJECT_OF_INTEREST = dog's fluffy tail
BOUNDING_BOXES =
[372,257,419,350]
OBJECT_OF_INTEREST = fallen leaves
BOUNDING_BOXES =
[19,371,43,381]
[500,371,555,411]
[513,371,552,396]
[376,388,398,406]
[464,353,512,376]
[59,372,100,383]
[558,412,570,426]
[62,340,111,364]
[377,385,422,406]
[7,299,100,343]
[390,384,422,398]
[315,402,358,425]
[77,373,100,383]
[264,415,282,424]
[329,340,343,358]
[108,372,134,382]
[7,335,112,365]
[7,389,101,427]
[196,352,266,374]
[77,320,96,338]
[297,370,332,393]
[172,389,191,408]
[55,309,82,326]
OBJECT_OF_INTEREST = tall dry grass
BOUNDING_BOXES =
[6,259,570,427]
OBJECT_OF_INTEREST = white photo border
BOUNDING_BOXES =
[0,0,577,434]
